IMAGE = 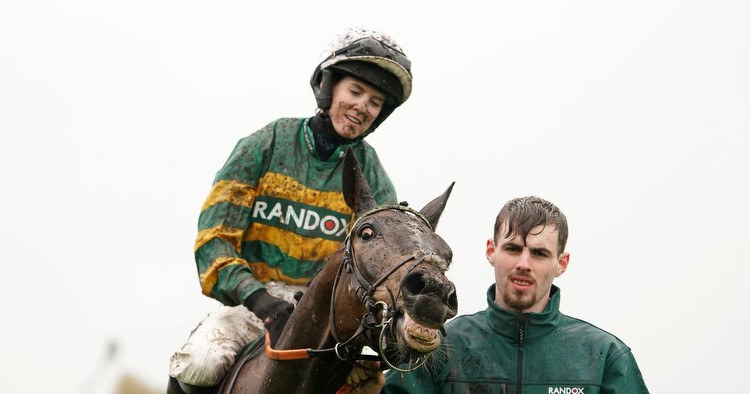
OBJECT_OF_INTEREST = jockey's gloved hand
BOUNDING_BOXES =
[243,289,294,345]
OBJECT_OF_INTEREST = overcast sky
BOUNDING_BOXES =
[2,1,749,393]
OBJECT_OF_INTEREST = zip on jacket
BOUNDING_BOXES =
[516,314,527,394]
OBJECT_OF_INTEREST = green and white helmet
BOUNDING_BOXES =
[310,27,413,134]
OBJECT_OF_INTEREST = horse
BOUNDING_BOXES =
[217,149,458,394]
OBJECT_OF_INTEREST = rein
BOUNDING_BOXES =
[264,204,433,372]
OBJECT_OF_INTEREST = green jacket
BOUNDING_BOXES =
[195,117,397,306]
[385,285,648,394]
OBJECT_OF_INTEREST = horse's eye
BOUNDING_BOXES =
[359,226,375,241]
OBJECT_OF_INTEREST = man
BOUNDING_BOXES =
[167,27,413,394]
[383,195,649,393]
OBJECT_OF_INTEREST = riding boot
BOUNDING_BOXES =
[167,377,218,394]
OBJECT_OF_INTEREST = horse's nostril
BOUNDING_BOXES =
[447,288,458,311]
[401,271,426,296]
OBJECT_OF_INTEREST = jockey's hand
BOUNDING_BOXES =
[243,289,294,345]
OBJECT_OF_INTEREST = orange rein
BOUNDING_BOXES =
[264,332,356,393]
[263,332,312,360]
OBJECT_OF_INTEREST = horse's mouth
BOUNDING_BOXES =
[399,312,440,353]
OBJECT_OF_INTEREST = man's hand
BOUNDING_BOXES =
[243,289,294,345]
[346,361,385,394]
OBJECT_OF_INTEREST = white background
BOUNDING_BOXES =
[2,1,748,393]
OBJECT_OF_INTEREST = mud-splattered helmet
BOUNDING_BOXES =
[310,27,413,135]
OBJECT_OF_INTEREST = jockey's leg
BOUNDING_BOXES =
[167,282,305,391]
[169,305,264,390]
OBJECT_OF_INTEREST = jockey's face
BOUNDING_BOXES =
[328,76,385,140]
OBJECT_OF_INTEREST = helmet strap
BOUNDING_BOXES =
[316,69,334,110]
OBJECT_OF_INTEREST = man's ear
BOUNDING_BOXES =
[556,252,570,277]
[485,239,496,266]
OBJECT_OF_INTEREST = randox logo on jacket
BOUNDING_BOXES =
[251,196,350,240]
[548,388,585,394]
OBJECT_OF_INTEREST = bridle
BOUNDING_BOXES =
[264,204,435,373]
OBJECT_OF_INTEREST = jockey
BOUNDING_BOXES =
[167,27,413,394]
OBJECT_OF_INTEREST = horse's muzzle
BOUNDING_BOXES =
[400,270,458,327]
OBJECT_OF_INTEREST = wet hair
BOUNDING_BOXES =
[493,196,568,254]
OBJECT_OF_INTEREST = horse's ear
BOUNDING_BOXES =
[343,148,377,216]
[419,182,455,230]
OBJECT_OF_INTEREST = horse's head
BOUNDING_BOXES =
[337,149,458,370]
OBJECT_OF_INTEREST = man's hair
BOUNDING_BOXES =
[493,196,569,254]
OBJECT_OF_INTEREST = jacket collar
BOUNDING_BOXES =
[303,117,360,162]
[484,284,561,340]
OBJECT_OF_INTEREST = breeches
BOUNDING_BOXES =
[168,282,305,387]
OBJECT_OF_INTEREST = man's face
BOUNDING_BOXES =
[485,222,569,313]
[328,76,385,140]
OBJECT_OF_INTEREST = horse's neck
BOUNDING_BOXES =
[278,272,335,349]
[260,256,357,393]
